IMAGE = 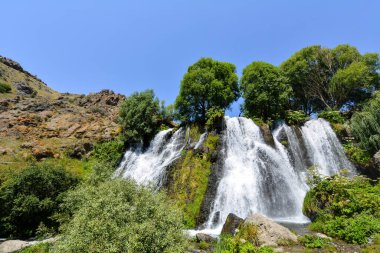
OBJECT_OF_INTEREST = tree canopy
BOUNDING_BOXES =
[119,90,163,145]
[241,61,292,121]
[175,58,239,123]
[280,44,379,113]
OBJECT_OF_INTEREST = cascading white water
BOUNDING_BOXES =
[205,117,309,232]
[301,119,355,176]
[115,128,185,187]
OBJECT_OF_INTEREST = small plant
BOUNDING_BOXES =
[92,137,125,167]
[0,82,11,93]
[285,110,310,125]
[299,234,332,249]
[318,110,346,124]
[199,241,209,250]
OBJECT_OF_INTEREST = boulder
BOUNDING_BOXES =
[374,150,380,168]
[15,82,36,96]
[32,147,54,160]
[242,213,298,247]
[221,213,244,236]
[195,233,217,243]
[0,240,29,253]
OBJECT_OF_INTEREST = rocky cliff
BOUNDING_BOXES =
[0,55,124,166]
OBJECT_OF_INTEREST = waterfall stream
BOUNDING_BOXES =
[115,128,186,188]
[116,117,355,234]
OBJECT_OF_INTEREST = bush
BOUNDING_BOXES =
[92,138,125,168]
[206,107,224,131]
[318,110,346,124]
[351,92,380,154]
[303,175,380,244]
[16,243,51,253]
[0,163,79,238]
[53,179,187,253]
[299,234,332,249]
[285,110,310,125]
[214,236,275,253]
[0,82,11,93]
[343,143,372,168]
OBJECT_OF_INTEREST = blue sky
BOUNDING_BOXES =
[1,0,380,115]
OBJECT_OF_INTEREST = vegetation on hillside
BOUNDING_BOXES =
[0,163,79,238]
[0,82,11,93]
[303,173,380,244]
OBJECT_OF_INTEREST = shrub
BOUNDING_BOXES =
[0,82,11,93]
[299,234,332,249]
[285,110,310,125]
[206,107,224,131]
[351,92,380,154]
[53,179,187,253]
[318,110,346,124]
[343,143,372,168]
[214,236,275,253]
[92,138,125,168]
[16,243,51,253]
[0,163,79,238]
[303,175,380,244]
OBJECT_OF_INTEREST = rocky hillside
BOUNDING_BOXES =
[0,55,125,169]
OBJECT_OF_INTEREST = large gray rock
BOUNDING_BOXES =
[0,240,29,253]
[243,213,298,247]
[195,233,217,243]
[374,150,380,168]
[221,213,244,236]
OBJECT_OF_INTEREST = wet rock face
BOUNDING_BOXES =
[221,213,244,236]
[374,151,380,168]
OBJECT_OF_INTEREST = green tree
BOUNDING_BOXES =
[175,58,239,123]
[241,61,292,121]
[0,163,79,238]
[53,179,187,253]
[119,90,162,145]
[280,44,379,113]
[351,91,380,154]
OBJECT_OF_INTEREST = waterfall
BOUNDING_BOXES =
[301,119,355,176]
[115,128,186,187]
[205,117,309,231]
[202,117,355,233]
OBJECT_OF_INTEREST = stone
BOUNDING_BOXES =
[374,150,380,168]
[243,213,298,247]
[195,233,217,243]
[0,240,30,253]
[221,213,244,236]
[32,147,54,160]
[15,82,36,96]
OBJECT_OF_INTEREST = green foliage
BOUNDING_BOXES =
[53,179,187,253]
[119,90,163,145]
[16,243,51,253]
[206,107,224,130]
[168,133,219,228]
[175,58,239,123]
[0,82,11,93]
[285,110,310,125]
[0,163,79,238]
[214,236,275,253]
[298,234,332,249]
[303,175,380,244]
[241,61,292,121]
[92,137,125,168]
[351,91,380,154]
[318,110,346,124]
[281,44,379,113]
[343,143,372,168]
[199,241,209,250]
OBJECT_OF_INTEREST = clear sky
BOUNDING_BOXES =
[1,0,380,115]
